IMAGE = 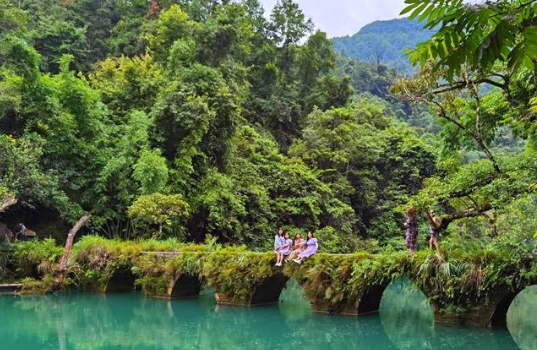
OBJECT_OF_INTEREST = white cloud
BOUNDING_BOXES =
[258,0,408,38]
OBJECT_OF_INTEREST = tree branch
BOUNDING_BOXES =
[467,74,502,173]
[432,77,509,95]
[438,204,493,231]
[51,215,92,292]
[430,101,475,139]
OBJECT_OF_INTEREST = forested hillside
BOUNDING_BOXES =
[332,18,433,73]
[1,0,536,256]
[0,0,436,250]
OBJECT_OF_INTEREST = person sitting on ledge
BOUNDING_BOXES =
[293,231,317,264]
[285,232,305,262]
[274,228,285,266]
[276,232,293,266]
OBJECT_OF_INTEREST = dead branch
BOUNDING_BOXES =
[51,215,92,292]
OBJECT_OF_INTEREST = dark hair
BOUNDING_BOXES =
[306,231,314,241]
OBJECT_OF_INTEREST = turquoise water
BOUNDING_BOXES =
[0,280,534,350]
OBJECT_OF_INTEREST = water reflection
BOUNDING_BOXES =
[0,291,394,350]
[507,285,537,350]
[379,278,521,350]
[0,281,533,350]
[278,279,312,322]
[380,278,434,350]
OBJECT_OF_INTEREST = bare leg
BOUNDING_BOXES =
[287,250,296,261]
[285,252,291,262]
[429,236,433,250]
[433,237,439,250]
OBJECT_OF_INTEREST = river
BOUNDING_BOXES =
[0,279,535,350]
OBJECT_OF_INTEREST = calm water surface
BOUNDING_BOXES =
[0,280,535,350]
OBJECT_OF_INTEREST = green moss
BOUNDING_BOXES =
[20,276,53,295]
[202,246,277,303]
[134,251,203,297]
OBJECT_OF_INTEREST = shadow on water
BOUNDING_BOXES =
[506,285,537,350]
[0,282,535,350]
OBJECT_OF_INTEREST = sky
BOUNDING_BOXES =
[258,0,408,38]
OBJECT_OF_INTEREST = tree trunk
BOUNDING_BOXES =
[51,215,92,292]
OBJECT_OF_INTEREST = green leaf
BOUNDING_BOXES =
[400,0,423,16]
[409,2,430,20]
[418,4,435,23]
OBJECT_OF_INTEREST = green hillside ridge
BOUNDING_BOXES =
[332,18,433,73]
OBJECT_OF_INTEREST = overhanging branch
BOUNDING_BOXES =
[438,204,493,231]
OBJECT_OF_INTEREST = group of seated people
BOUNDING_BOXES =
[273,229,318,266]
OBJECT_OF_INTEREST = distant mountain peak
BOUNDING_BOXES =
[332,18,434,73]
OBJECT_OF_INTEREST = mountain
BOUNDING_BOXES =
[332,18,434,73]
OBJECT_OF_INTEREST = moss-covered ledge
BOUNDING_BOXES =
[203,247,288,306]
[67,236,192,293]
[284,252,406,315]
[2,236,537,328]
[133,250,203,299]
[410,250,537,327]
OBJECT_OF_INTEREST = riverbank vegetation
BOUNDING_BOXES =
[0,0,537,304]
[1,235,536,318]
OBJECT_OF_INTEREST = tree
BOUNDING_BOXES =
[89,54,164,120]
[144,5,195,62]
[0,0,28,36]
[269,0,313,47]
[30,18,89,73]
[392,0,537,234]
[133,149,169,195]
[393,65,504,173]
[289,102,436,238]
[0,134,74,219]
[128,193,190,238]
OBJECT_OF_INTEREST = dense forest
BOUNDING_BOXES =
[332,18,434,73]
[0,0,537,255]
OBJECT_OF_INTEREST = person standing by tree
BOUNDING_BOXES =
[427,210,441,251]
[404,208,418,255]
